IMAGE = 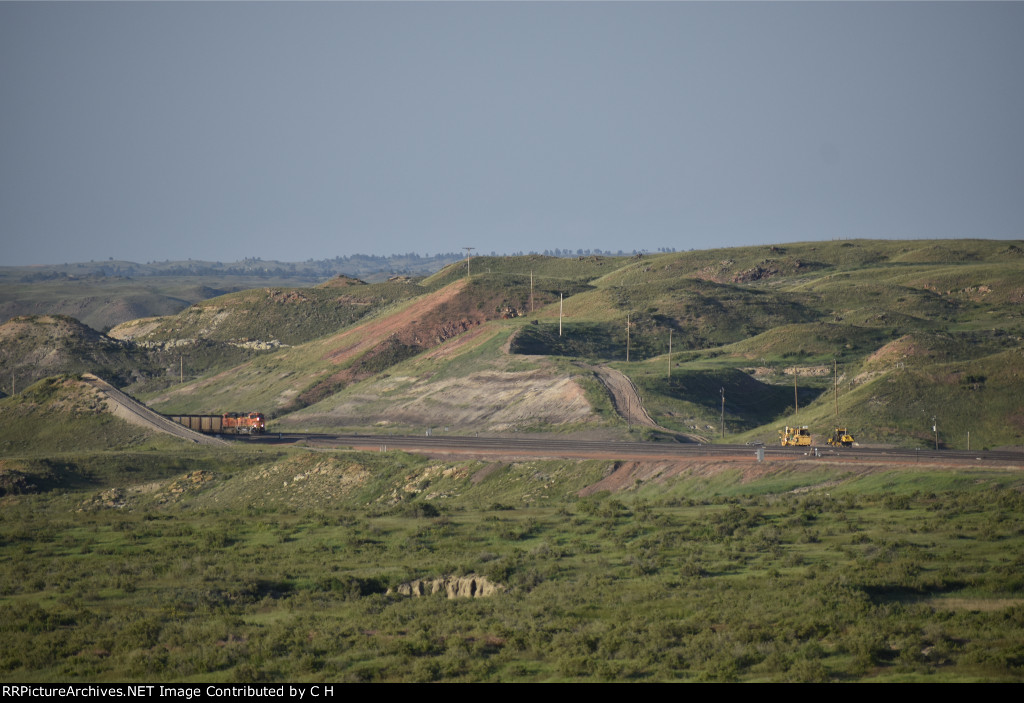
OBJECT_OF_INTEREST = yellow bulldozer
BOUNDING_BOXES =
[827,427,855,447]
[779,426,813,447]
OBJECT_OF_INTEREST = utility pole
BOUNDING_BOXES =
[834,359,838,420]
[667,328,672,380]
[626,313,631,362]
[530,270,534,313]
[462,247,475,278]
[558,293,563,337]
[720,388,726,438]
[793,370,798,413]
[180,356,183,384]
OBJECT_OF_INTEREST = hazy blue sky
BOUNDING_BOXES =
[2,1,1022,265]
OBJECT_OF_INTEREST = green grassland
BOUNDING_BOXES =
[3,377,1024,682]
[2,434,1023,682]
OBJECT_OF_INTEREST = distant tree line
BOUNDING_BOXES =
[11,247,684,285]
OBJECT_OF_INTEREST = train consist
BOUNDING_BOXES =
[168,412,265,435]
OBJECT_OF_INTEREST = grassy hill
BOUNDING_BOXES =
[0,314,270,395]
[7,240,1024,682]
[140,275,603,425]
[0,316,154,392]
[108,277,428,348]
[9,239,1019,448]
[0,254,465,332]
[353,241,1024,447]
[0,375,189,456]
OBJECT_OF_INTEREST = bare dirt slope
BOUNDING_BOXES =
[321,278,472,366]
[295,367,595,433]
[288,323,598,434]
[81,374,227,446]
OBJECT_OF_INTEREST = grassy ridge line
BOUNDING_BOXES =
[0,252,466,331]
[0,376,190,455]
[422,254,631,288]
[80,239,1019,447]
[138,281,458,415]
[143,273,598,425]
[0,274,333,333]
[110,278,433,347]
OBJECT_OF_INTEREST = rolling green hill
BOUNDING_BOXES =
[0,254,466,332]
[7,240,1024,683]
[0,375,185,455]
[8,240,1021,448]
[108,277,430,348]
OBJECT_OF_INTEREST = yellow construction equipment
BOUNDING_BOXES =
[779,426,813,447]
[827,427,855,447]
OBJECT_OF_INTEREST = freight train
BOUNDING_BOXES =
[168,412,265,435]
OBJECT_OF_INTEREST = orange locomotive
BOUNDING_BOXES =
[168,412,266,435]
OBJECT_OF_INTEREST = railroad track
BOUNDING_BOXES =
[81,374,228,446]
[243,432,1024,466]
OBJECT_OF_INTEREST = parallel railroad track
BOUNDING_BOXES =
[242,432,1024,466]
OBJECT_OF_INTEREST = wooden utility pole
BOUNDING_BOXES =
[793,371,798,413]
[530,270,534,313]
[462,247,475,278]
[626,313,631,362]
[667,328,672,380]
[833,359,838,420]
[180,356,184,384]
[720,387,725,439]
[558,293,563,337]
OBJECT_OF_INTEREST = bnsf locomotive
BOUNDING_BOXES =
[168,412,265,435]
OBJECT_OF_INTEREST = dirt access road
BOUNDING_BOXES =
[580,363,708,443]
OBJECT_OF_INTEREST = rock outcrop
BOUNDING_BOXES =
[389,574,503,599]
